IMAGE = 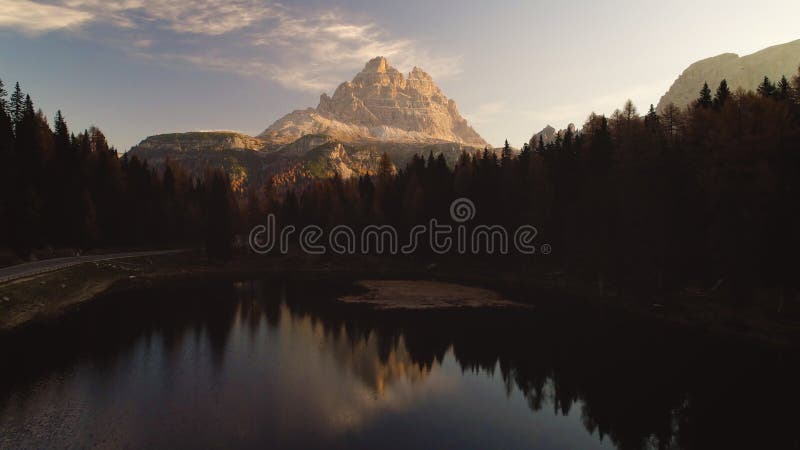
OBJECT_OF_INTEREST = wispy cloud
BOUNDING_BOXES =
[0,0,92,34]
[1,0,460,92]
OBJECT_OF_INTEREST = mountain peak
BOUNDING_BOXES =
[260,57,488,147]
[409,66,431,79]
[363,56,390,73]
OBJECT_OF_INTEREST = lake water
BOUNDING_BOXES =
[0,278,797,449]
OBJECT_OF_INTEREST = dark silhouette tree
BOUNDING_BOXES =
[697,82,713,108]
[757,76,776,98]
[713,79,731,109]
[644,104,659,129]
[205,171,233,260]
[776,75,792,101]
[9,82,24,132]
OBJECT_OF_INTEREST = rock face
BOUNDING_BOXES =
[127,131,268,191]
[129,131,264,155]
[529,125,557,147]
[657,39,800,111]
[528,124,578,148]
[126,57,489,190]
[259,56,488,147]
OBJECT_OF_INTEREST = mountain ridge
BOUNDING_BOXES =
[258,56,488,147]
[657,39,800,110]
[127,57,488,189]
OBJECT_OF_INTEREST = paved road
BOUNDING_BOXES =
[0,250,186,284]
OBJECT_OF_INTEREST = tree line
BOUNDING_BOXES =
[0,79,235,259]
[4,69,800,302]
[254,69,800,304]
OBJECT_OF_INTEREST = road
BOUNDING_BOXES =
[0,250,186,284]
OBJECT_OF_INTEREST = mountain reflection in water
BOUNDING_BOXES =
[0,279,797,449]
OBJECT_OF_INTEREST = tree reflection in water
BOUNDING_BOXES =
[0,278,798,449]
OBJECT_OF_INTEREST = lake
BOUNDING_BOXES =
[1,278,797,449]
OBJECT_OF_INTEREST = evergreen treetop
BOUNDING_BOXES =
[697,82,712,108]
[713,79,731,109]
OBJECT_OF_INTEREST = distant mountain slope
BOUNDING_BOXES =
[657,39,800,111]
[127,131,269,191]
[127,132,478,192]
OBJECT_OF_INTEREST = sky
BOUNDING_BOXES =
[0,0,799,151]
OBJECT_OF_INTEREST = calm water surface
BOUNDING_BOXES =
[0,279,797,449]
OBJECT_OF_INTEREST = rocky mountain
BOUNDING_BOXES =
[528,124,577,148]
[128,131,267,191]
[657,39,800,111]
[126,57,488,190]
[528,125,557,147]
[259,57,488,147]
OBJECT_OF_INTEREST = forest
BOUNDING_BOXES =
[261,71,800,304]
[0,79,235,259]
[2,70,800,304]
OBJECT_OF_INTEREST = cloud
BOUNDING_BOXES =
[243,11,460,91]
[54,0,281,34]
[0,0,92,34]
[2,1,460,92]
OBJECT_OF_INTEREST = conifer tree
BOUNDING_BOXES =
[54,110,69,148]
[713,79,731,109]
[501,139,513,165]
[697,82,712,108]
[757,76,776,98]
[23,94,34,118]
[0,79,11,146]
[776,76,791,101]
[9,82,24,131]
[0,78,7,115]
[644,104,659,128]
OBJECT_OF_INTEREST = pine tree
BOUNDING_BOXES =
[501,139,513,165]
[644,104,659,128]
[757,76,776,98]
[776,76,792,101]
[0,78,7,116]
[697,82,712,108]
[54,110,69,148]
[10,82,24,131]
[23,94,34,118]
[0,79,11,146]
[713,79,731,109]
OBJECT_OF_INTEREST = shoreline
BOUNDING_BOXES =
[2,251,799,348]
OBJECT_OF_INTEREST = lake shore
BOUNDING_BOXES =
[1,250,799,347]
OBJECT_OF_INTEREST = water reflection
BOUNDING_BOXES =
[0,278,798,449]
